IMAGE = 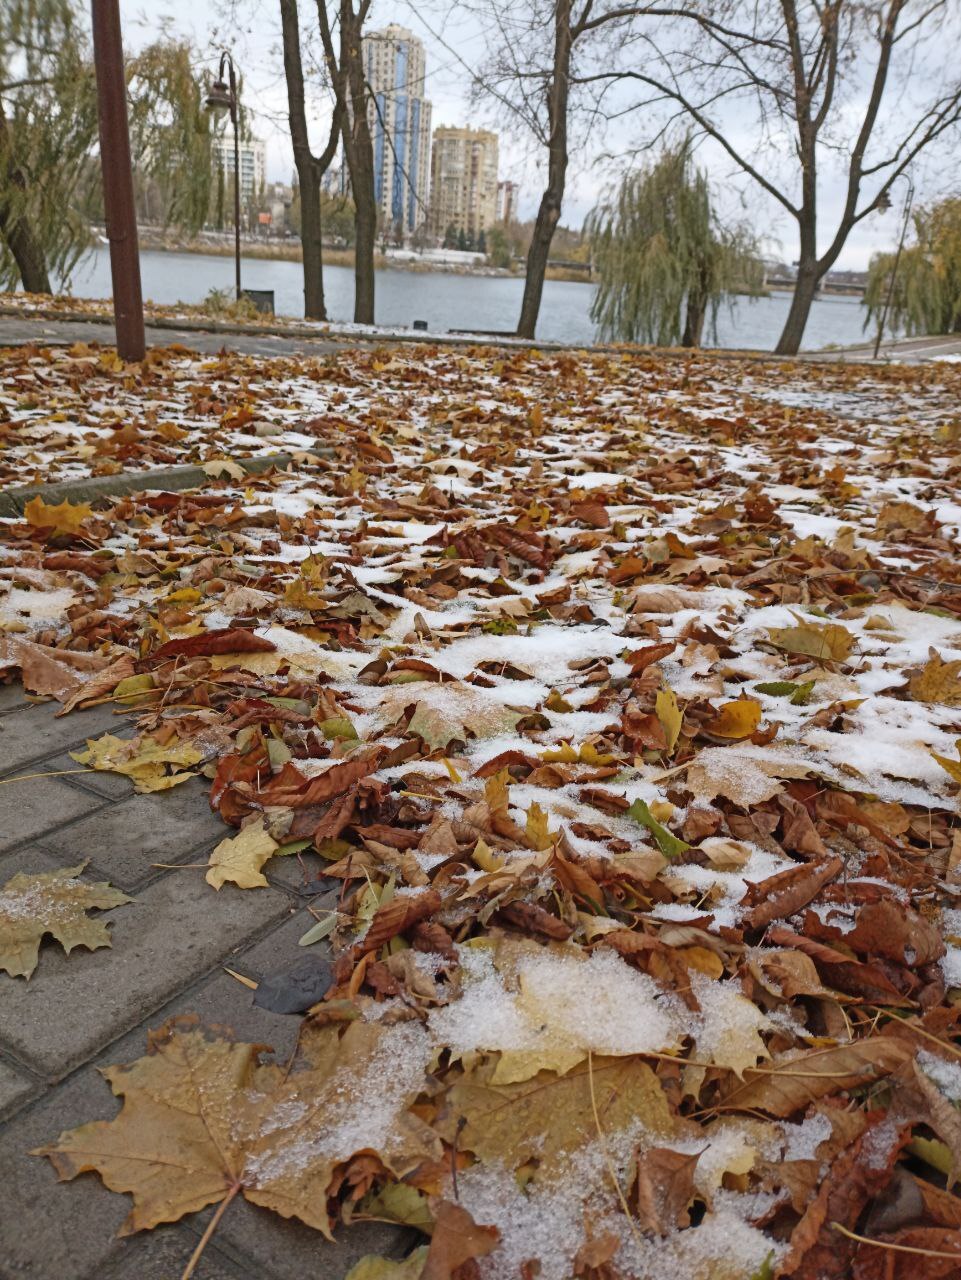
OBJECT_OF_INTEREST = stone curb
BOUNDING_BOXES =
[0,303,572,351]
[0,452,326,517]
[0,302,827,362]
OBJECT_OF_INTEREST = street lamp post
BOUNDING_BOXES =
[872,174,915,361]
[205,53,242,300]
[90,0,145,361]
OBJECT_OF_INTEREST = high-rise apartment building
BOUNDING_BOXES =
[496,179,518,225]
[211,135,266,202]
[430,127,499,241]
[363,25,432,238]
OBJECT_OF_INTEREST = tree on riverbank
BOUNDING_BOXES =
[581,1,961,355]
[469,0,654,341]
[316,0,377,325]
[865,197,961,338]
[0,0,215,294]
[0,0,97,292]
[587,141,762,347]
[279,0,342,321]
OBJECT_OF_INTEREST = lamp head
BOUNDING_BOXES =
[205,79,233,119]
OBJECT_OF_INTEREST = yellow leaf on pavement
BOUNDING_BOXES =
[23,495,93,539]
[206,820,279,890]
[0,862,131,979]
[71,733,202,793]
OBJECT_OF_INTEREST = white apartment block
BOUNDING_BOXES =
[211,135,266,202]
[363,25,432,238]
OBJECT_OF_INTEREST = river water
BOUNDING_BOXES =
[66,246,873,351]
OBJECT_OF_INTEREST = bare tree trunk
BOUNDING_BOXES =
[317,0,376,324]
[775,184,819,355]
[682,297,705,348]
[517,0,572,340]
[341,1,376,324]
[281,0,327,320]
[0,100,52,293]
[774,265,820,355]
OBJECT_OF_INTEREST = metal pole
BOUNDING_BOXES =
[90,0,145,362]
[873,178,914,361]
[228,57,242,299]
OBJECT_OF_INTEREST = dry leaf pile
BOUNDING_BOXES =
[3,340,961,1278]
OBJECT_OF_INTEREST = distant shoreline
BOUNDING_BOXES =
[128,230,593,285]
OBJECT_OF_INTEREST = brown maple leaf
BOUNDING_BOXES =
[35,1017,438,1239]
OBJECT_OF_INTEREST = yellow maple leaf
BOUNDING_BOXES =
[911,652,961,706]
[71,733,202,793]
[35,1018,438,1238]
[205,820,280,890]
[23,495,93,538]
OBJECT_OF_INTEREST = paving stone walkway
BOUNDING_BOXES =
[0,688,413,1279]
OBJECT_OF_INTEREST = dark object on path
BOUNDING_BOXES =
[413,319,428,330]
[252,952,333,1014]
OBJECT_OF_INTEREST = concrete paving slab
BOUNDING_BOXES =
[265,844,332,896]
[0,1064,144,1279]
[98,1224,249,1280]
[199,1200,419,1280]
[38,777,228,891]
[0,869,294,1078]
[0,770,106,854]
[0,1055,39,1122]
[0,684,29,714]
[0,699,132,773]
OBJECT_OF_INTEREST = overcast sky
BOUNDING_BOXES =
[116,0,951,271]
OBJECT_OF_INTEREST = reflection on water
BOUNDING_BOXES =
[65,247,872,352]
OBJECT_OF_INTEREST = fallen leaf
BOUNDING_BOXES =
[151,629,277,661]
[627,798,690,857]
[35,1016,438,1239]
[909,651,961,705]
[718,1038,915,1116]
[0,863,131,979]
[23,494,93,538]
[767,622,855,663]
[421,1200,499,1280]
[206,820,280,890]
[655,686,683,753]
[632,1146,700,1234]
[705,698,762,739]
[72,733,202,793]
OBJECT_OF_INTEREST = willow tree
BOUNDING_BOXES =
[587,142,762,347]
[126,41,214,234]
[1,3,214,293]
[0,0,98,292]
[865,198,961,338]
